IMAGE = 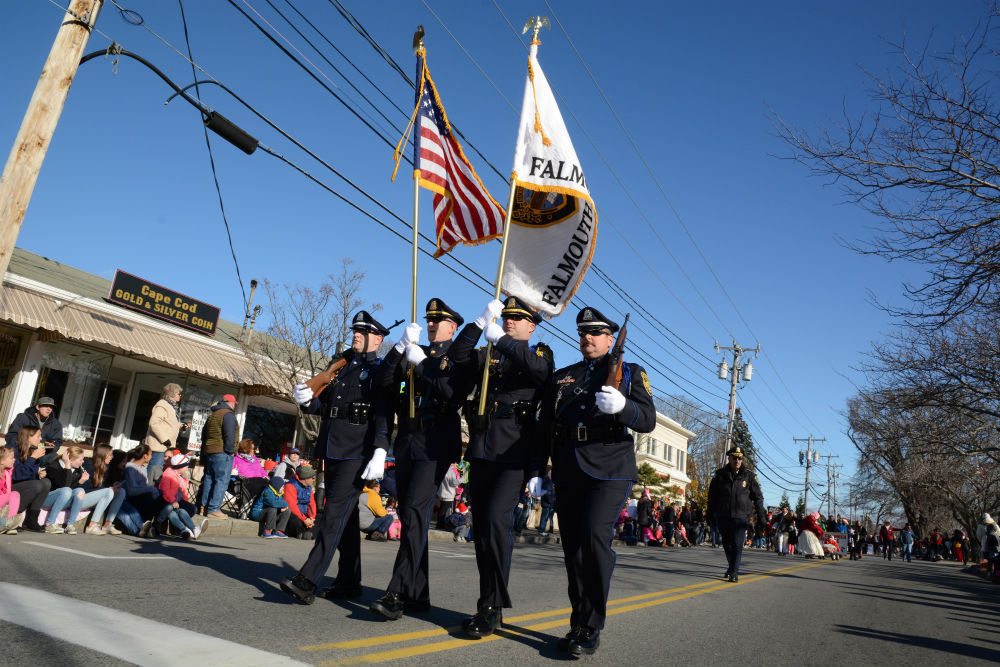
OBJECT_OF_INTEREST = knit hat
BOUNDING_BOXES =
[297,464,315,480]
[268,474,285,490]
[168,453,189,469]
[983,513,996,525]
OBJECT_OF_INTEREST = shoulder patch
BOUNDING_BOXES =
[640,370,652,396]
[534,342,553,363]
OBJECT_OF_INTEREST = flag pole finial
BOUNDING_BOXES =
[522,16,550,45]
[412,25,425,52]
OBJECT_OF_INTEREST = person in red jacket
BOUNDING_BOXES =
[879,521,895,560]
[283,465,317,539]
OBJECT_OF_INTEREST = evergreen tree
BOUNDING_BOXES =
[795,494,806,516]
[780,491,790,510]
[731,407,755,469]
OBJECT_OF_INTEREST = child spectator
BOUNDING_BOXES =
[385,497,401,540]
[81,443,125,535]
[0,446,24,534]
[251,474,290,538]
[449,502,472,542]
[157,453,205,540]
[283,465,317,539]
[12,426,70,533]
[359,479,393,541]
[46,446,115,535]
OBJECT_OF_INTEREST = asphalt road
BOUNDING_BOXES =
[1,532,996,666]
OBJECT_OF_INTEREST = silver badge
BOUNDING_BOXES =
[360,370,369,380]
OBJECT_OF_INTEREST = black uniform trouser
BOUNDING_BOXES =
[386,456,451,601]
[468,460,525,610]
[719,517,748,575]
[298,458,365,587]
[554,461,631,631]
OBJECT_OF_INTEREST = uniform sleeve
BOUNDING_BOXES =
[493,335,553,384]
[706,472,719,517]
[611,363,656,433]
[448,323,482,365]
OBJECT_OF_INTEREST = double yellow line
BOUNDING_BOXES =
[301,559,829,666]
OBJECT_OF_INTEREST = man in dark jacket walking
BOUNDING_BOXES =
[199,394,239,519]
[6,396,63,453]
[707,445,767,582]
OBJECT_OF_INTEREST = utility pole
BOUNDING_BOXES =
[714,340,760,465]
[818,454,839,516]
[794,435,825,513]
[831,463,843,518]
[0,0,104,284]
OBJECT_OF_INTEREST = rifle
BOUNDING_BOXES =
[304,318,404,399]
[604,313,630,390]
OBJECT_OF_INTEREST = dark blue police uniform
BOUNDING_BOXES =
[706,446,766,582]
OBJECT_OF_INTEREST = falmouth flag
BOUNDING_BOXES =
[394,49,504,257]
[501,44,596,317]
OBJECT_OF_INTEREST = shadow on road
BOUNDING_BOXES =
[834,625,1000,662]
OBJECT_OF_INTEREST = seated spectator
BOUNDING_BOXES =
[283,465,317,539]
[0,446,24,534]
[121,444,164,537]
[81,443,125,535]
[231,437,269,506]
[251,474,290,538]
[158,453,205,540]
[12,426,69,533]
[449,502,472,542]
[46,446,116,535]
[358,480,393,541]
[385,497,401,540]
[272,447,302,481]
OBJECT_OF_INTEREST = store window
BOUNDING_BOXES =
[124,373,236,454]
[0,327,27,422]
[35,341,113,444]
[243,405,297,461]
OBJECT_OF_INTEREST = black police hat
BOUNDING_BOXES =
[424,298,464,326]
[351,310,390,336]
[726,446,745,458]
[501,296,543,324]
[576,306,618,334]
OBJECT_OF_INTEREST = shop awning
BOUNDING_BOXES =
[0,281,287,392]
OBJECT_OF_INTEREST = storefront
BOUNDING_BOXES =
[0,249,301,461]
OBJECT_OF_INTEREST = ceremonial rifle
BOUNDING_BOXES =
[604,313,630,390]
[304,318,404,399]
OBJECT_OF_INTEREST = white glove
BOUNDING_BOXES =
[293,381,313,405]
[484,321,504,344]
[595,385,627,414]
[362,448,387,480]
[405,343,427,366]
[527,476,543,497]
[394,322,422,353]
[473,299,504,328]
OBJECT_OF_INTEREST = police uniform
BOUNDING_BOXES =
[706,445,766,582]
[370,298,466,619]
[281,311,390,603]
[447,296,553,636]
[542,307,656,655]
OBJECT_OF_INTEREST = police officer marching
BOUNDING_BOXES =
[447,296,553,638]
[706,445,767,583]
[279,310,391,604]
[542,306,656,657]
[369,298,466,620]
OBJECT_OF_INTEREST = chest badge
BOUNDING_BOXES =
[440,358,449,371]
[741,480,747,488]
[360,370,369,381]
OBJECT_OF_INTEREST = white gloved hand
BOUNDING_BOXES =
[527,476,543,497]
[293,381,313,405]
[394,322,422,353]
[473,299,504,328]
[362,448,387,480]
[595,385,627,414]
[405,343,427,366]
[484,321,505,344]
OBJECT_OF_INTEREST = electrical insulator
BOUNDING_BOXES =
[742,362,753,381]
[813,451,821,463]
[799,451,804,465]
[717,361,729,380]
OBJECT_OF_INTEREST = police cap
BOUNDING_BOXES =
[501,296,543,324]
[424,298,464,326]
[576,306,618,335]
[351,310,390,336]
[726,446,745,458]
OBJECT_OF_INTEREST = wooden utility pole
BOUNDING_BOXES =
[0,0,104,285]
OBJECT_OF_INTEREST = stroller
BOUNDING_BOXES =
[674,522,691,547]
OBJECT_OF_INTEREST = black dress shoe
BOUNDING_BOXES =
[323,581,363,600]
[722,570,733,580]
[280,574,316,605]
[728,574,739,583]
[370,591,404,620]
[462,607,502,638]
[568,628,600,657]
[556,627,585,652]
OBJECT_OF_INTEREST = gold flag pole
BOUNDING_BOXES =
[408,28,426,420]
[476,16,549,417]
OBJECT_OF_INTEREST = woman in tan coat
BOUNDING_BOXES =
[144,383,189,484]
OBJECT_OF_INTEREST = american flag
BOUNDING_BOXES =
[413,53,504,257]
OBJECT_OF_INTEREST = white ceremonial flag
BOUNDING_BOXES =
[500,42,596,318]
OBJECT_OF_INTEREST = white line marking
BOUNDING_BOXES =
[22,541,173,559]
[0,583,314,667]
[428,548,475,558]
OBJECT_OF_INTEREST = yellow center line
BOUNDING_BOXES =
[304,560,829,665]
[301,559,815,652]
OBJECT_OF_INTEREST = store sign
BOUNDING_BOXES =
[107,270,220,336]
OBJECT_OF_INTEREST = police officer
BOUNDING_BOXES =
[279,310,390,605]
[370,298,465,620]
[706,445,767,583]
[542,306,656,657]
[448,296,553,638]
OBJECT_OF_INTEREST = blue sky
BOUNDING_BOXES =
[2,1,986,507]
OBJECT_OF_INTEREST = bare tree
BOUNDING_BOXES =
[773,6,1000,326]
[655,394,726,507]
